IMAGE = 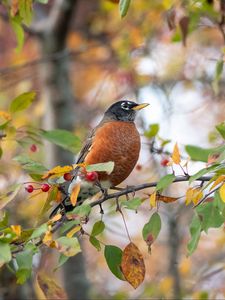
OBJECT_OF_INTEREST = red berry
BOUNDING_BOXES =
[25,185,34,193]
[63,172,72,181]
[41,183,50,192]
[30,144,37,152]
[161,158,169,167]
[85,171,98,182]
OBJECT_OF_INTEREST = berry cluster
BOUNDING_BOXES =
[25,183,50,193]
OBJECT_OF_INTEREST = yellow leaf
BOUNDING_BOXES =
[210,175,225,191]
[0,110,11,121]
[156,194,178,203]
[150,191,156,207]
[42,231,56,248]
[66,225,81,238]
[219,183,225,203]
[42,165,74,180]
[49,213,62,224]
[185,187,203,205]
[121,242,145,289]
[11,225,21,237]
[70,183,81,206]
[172,142,181,164]
[159,276,173,296]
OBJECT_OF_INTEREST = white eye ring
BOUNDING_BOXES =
[121,102,130,110]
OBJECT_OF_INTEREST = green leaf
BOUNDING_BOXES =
[39,186,58,217]
[196,202,225,232]
[119,0,131,17]
[10,92,36,113]
[30,223,48,239]
[185,145,225,162]
[189,164,220,183]
[121,197,142,210]
[86,161,115,175]
[142,212,161,242]
[19,0,33,25]
[35,0,49,3]
[0,242,11,267]
[104,245,124,280]
[0,211,9,230]
[67,204,91,219]
[91,220,105,236]
[156,174,175,191]
[40,129,81,154]
[55,237,81,257]
[187,215,201,256]
[57,254,69,269]
[0,120,11,130]
[10,16,24,52]
[144,124,159,139]
[15,247,33,284]
[89,236,101,251]
[59,220,80,235]
[216,122,225,140]
[13,155,47,174]
[0,184,22,210]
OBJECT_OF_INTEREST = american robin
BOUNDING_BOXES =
[50,100,149,217]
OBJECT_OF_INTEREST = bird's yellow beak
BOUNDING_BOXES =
[132,103,150,111]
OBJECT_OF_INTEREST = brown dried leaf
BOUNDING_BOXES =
[121,242,145,289]
[37,272,68,300]
[157,194,178,203]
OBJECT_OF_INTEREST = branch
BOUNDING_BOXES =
[90,175,213,208]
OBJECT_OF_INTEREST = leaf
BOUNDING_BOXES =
[185,145,223,162]
[196,202,225,232]
[121,198,142,210]
[59,220,80,235]
[0,211,9,230]
[10,16,24,52]
[149,191,156,207]
[55,236,81,257]
[121,242,145,289]
[66,225,81,238]
[0,184,21,210]
[172,143,181,164]
[142,212,161,250]
[70,183,81,206]
[216,122,225,140]
[86,161,115,175]
[89,236,101,251]
[185,187,203,205]
[219,183,225,203]
[37,272,68,300]
[10,92,36,113]
[42,231,56,248]
[91,220,105,236]
[187,215,201,255]
[40,129,81,154]
[67,204,91,219]
[157,195,178,203]
[19,0,33,25]
[119,0,131,17]
[144,123,159,139]
[156,174,176,191]
[16,247,33,284]
[11,225,21,237]
[210,175,225,191]
[30,223,48,239]
[104,245,124,280]
[189,164,220,183]
[39,186,59,218]
[42,165,74,180]
[56,254,69,269]
[0,242,11,267]
[13,155,48,174]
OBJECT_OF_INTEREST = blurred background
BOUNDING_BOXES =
[0,0,225,299]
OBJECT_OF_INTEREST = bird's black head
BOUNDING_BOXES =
[104,100,149,122]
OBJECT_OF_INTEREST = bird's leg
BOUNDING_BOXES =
[95,180,108,197]
[99,203,104,215]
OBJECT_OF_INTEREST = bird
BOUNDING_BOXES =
[50,100,149,217]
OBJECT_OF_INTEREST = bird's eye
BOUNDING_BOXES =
[121,103,130,110]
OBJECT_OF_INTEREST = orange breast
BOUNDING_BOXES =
[84,121,141,186]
